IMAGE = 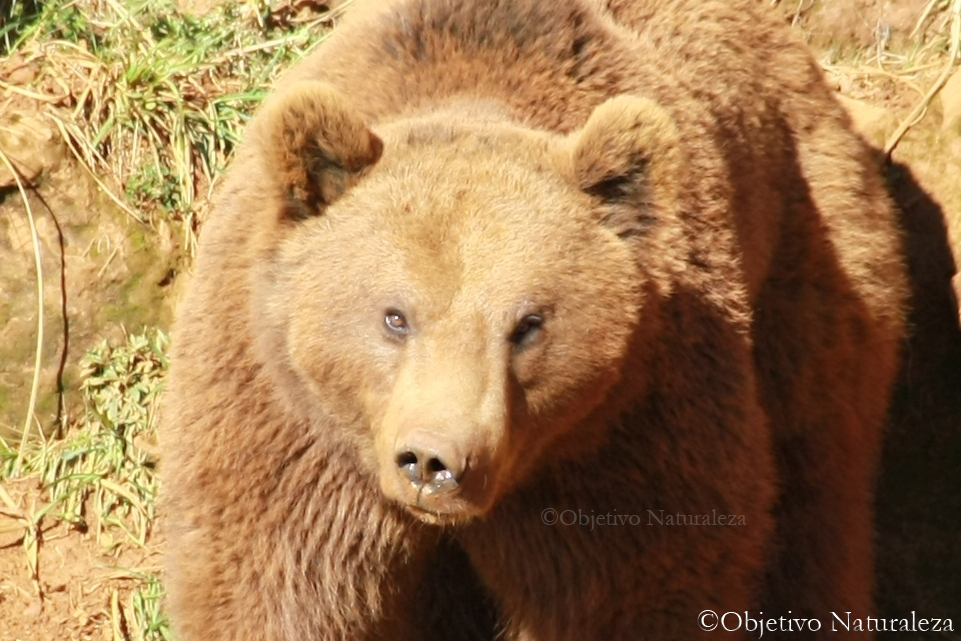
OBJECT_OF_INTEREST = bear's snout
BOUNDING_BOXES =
[394,432,466,496]
[380,423,498,521]
[376,346,508,520]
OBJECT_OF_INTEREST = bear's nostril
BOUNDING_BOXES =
[396,451,418,469]
[425,457,447,475]
[395,450,422,485]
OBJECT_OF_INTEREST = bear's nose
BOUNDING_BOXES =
[394,434,466,496]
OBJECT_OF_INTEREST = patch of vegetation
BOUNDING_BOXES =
[0,0,42,54]
[5,330,168,542]
[0,329,169,639]
[4,0,338,253]
[127,568,173,641]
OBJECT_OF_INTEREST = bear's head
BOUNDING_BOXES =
[252,82,684,524]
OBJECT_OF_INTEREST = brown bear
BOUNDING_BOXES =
[160,0,908,639]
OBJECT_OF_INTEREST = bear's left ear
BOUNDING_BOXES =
[260,81,383,219]
[565,95,683,241]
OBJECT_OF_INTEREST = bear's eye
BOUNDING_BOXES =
[384,309,409,337]
[510,314,543,348]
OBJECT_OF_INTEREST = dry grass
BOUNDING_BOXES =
[2,0,345,254]
[812,0,961,152]
[883,0,960,153]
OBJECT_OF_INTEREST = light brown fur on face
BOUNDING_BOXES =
[161,0,908,639]
[259,111,648,520]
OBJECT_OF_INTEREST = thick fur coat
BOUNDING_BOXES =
[160,1,908,639]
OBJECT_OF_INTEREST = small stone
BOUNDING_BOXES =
[7,62,39,86]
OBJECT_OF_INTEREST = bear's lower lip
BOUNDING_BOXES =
[393,490,490,525]
[402,502,476,526]
[404,503,455,524]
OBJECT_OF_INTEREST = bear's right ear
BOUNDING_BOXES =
[260,81,383,219]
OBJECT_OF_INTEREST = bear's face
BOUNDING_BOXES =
[254,83,683,523]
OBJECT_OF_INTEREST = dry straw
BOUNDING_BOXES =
[885,0,961,154]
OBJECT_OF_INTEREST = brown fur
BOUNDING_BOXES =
[160,0,908,639]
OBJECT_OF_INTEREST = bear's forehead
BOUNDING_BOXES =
[316,174,589,322]
[360,140,579,231]
[373,198,573,289]
[306,119,607,317]
[367,167,587,266]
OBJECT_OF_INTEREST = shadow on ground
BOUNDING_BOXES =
[875,160,961,623]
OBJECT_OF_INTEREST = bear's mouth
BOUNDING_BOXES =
[380,463,495,525]
[401,483,492,525]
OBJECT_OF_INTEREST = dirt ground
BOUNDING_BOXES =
[0,479,164,641]
[1,0,959,639]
